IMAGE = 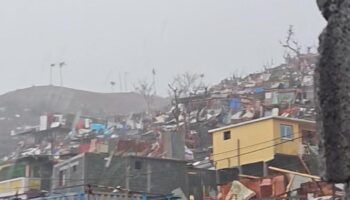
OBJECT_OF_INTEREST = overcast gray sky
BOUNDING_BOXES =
[0,0,325,96]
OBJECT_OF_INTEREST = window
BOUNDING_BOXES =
[223,131,231,140]
[72,165,77,172]
[59,169,66,186]
[32,165,41,177]
[280,124,293,139]
[135,161,142,170]
[302,130,317,145]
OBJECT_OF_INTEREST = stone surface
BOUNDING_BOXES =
[316,0,350,183]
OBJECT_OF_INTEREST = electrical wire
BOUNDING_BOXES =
[194,131,304,161]
[213,135,303,163]
[0,134,305,185]
[0,160,310,191]
[0,133,310,193]
[0,152,317,195]
[213,133,297,155]
[52,135,304,183]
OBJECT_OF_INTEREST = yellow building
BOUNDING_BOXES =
[209,116,315,170]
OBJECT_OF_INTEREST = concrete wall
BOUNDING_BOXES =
[162,131,185,160]
[53,153,189,196]
[52,154,85,193]
[126,156,188,195]
[84,153,127,190]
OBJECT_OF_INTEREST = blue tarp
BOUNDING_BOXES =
[90,123,106,133]
[229,98,241,110]
[254,87,264,93]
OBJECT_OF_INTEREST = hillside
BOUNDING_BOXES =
[0,85,169,154]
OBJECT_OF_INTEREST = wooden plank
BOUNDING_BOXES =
[268,166,321,180]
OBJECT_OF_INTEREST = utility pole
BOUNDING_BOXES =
[152,68,157,95]
[110,81,116,92]
[125,159,130,190]
[50,64,55,85]
[147,161,151,193]
[237,139,242,174]
[59,62,66,87]
[199,73,204,88]
[119,72,123,92]
[124,72,128,92]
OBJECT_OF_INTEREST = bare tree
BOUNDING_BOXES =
[168,84,181,130]
[280,25,311,87]
[169,72,205,97]
[134,80,155,114]
[280,25,302,57]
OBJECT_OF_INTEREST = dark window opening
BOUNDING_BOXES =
[223,131,231,140]
[72,165,77,172]
[58,170,66,186]
[135,161,142,170]
[32,165,41,177]
[302,130,317,145]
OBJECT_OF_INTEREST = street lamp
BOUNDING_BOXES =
[50,64,55,85]
[58,62,66,87]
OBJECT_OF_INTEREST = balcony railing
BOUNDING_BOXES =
[0,177,41,197]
